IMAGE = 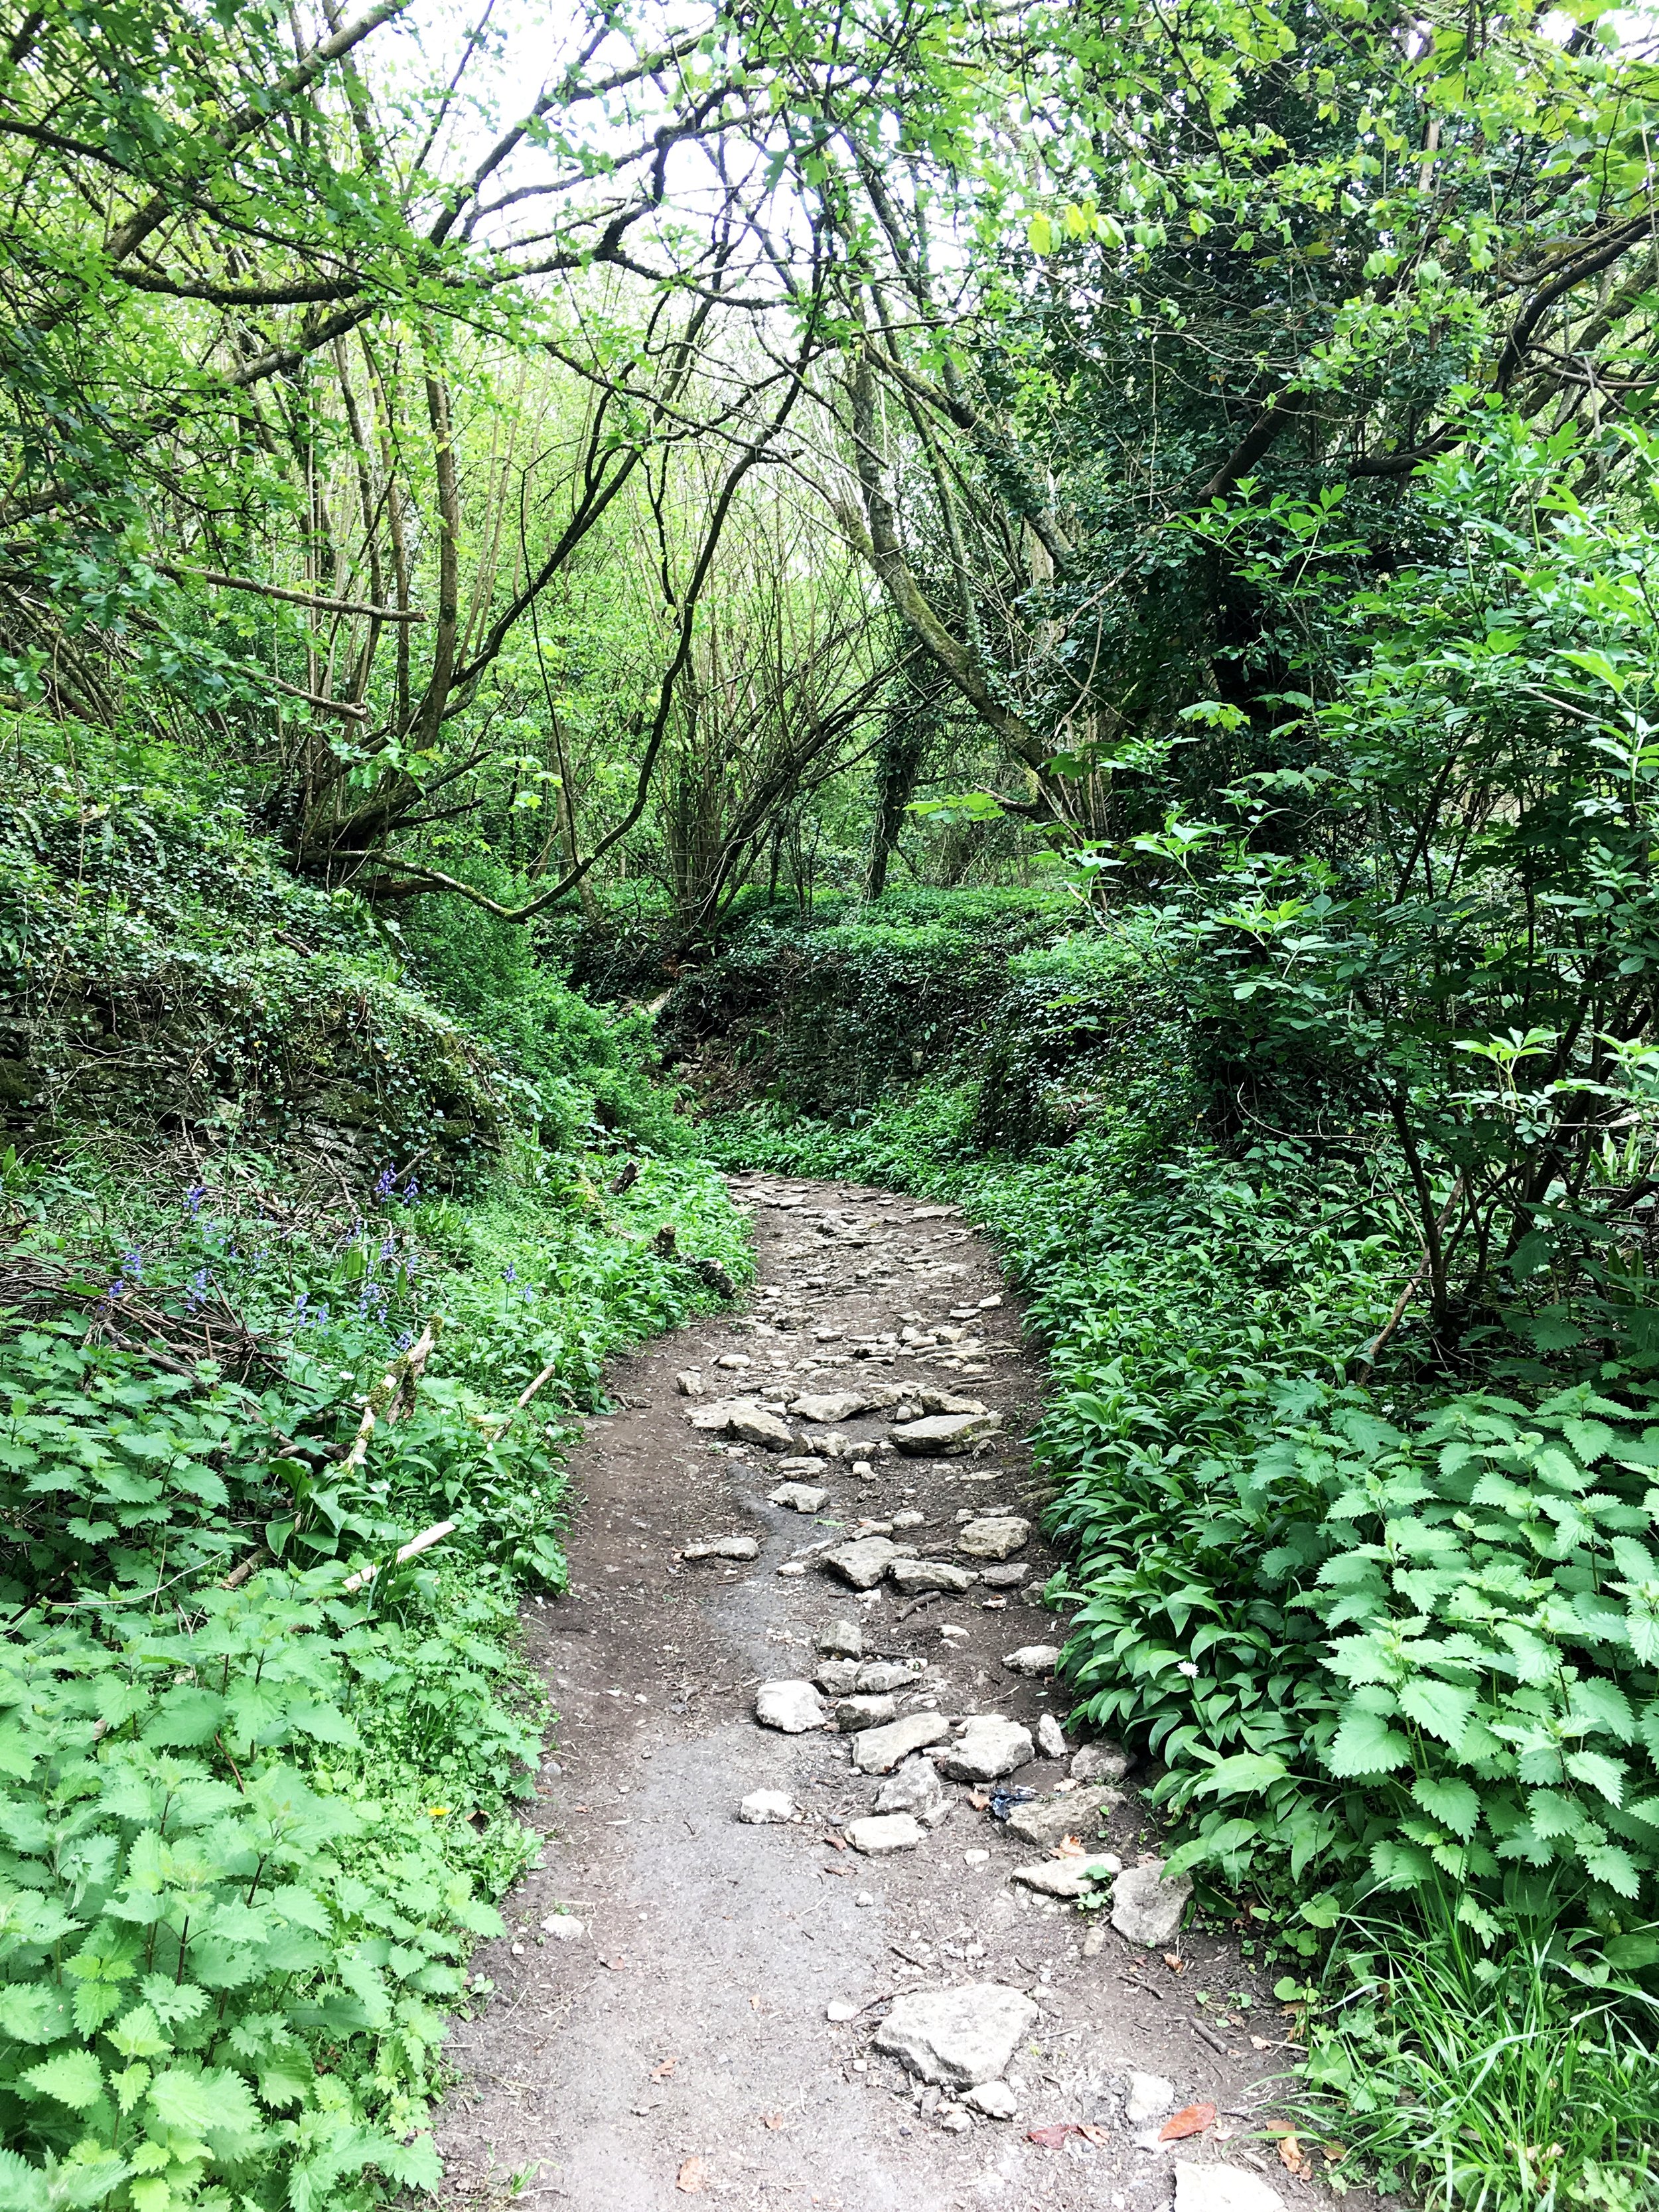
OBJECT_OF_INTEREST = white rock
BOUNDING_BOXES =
[755,1680,828,1734]
[684,1535,760,1562]
[936,1718,1033,1783]
[1173,2166,1287,2212]
[1125,2072,1175,2124]
[1037,1714,1068,1761]
[891,1509,926,1530]
[1002,1645,1061,1676]
[738,1790,799,1824]
[814,1659,861,1694]
[873,1984,1039,2087]
[964,2079,1019,2119]
[1071,1740,1131,1785]
[821,1536,902,1589]
[1010,1858,1118,1899]
[791,1390,881,1423]
[874,1755,952,1826]
[891,1412,998,1456]
[676,1370,704,1396]
[731,1408,796,1451]
[1004,1783,1116,1851]
[856,1659,926,1695]
[957,1516,1029,1561]
[540,1914,584,1939]
[852,1711,953,1774]
[716,1353,753,1370]
[818,1617,864,1658]
[835,1695,899,1733]
[770,1481,830,1512]
[845,1812,925,1855]
[826,2001,858,2023]
[777,1562,807,1578]
[687,1394,760,1430]
[1111,1860,1193,1946]
[891,1558,975,1595]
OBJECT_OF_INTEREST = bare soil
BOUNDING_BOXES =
[433,1172,1300,2210]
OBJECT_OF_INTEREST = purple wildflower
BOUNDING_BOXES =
[374,1167,396,1200]
[184,1183,206,1217]
[401,1177,420,1207]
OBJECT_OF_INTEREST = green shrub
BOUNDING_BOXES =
[0,1140,751,2207]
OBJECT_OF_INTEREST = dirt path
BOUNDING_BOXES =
[433,1173,1293,2211]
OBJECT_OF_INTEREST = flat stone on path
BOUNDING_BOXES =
[769,1481,829,1512]
[891,1413,999,1456]
[754,1680,828,1733]
[814,1659,860,1694]
[730,1408,796,1451]
[790,1390,888,1423]
[1010,1858,1118,1898]
[738,1791,800,1824]
[687,1394,760,1430]
[1003,1643,1061,1676]
[873,1984,1039,2086]
[820,1536,903,1589]
[1003,1783,1117,1850]
[844,1812,925,1855]
[1125,2071,1175,2124]
[835,1695,898,1732]
[957,1515,1029,1560]
[684,1536,758,1562]
[890,1558,975,1595]
[1072,1739,1131,1783]
[1112,1859,1194,1945]
[964,2080,1019,2119]
[1173,2166,1287,2212]
[936,1718,1033,1782]
[875,1755,953,1826]
[852,1711,953,1774]
[818,1616,863,1657]
[856,1659,926,1694]
[977,1563,1029,1591]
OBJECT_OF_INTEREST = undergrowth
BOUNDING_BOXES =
[0,1137,750,2209]
[708,1055,1659,2204]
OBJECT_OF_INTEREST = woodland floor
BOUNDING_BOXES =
[431,1173,1301,2211]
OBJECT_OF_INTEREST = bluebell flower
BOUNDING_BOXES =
[185,1183,206,1217]
[401,1177,420,1206]
[374,1167,396,1200]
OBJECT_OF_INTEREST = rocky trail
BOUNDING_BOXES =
[433,1173,1303,2212]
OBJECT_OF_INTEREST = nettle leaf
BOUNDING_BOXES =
[1399,1678,1477,1746]
[1327,1706,1412,1777]
[1581,1840,1642,1897]
[1411,1775,1481,1838]
[148,2063,263,2146]
[1565,1749,1627,1805]
[21,2048,104,2110]
[0,1985,70,2044]
[1567,1678,1636,1741]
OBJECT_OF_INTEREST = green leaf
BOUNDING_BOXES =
[1398,1678,1476,1746]
[148,2065,262,2146]
[1566,1749,1627,1805]
[21,2049,104,2110]
[1327,1707,1412,1777]
[1411,1775,1480,1838]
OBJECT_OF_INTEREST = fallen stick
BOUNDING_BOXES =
[342,1517,458,1593]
